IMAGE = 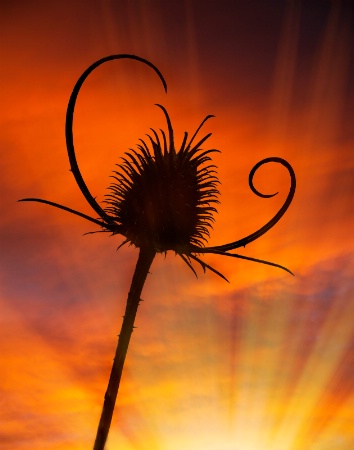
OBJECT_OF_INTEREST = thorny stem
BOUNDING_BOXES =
[93,246,156,450]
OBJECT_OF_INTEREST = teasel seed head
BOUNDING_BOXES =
[19,54,296,280]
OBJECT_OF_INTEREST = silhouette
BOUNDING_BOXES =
[19,54,296,449]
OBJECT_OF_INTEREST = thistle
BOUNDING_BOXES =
[20,54,296,449]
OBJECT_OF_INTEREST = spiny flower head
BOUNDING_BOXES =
[19,54,296,280]
[104,105,219,254]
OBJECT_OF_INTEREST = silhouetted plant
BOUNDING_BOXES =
[20,54,296,449]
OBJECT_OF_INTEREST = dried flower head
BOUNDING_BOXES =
[105,105,219,253]
[20,54,295,280]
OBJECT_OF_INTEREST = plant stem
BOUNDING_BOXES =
[93,246,156,450]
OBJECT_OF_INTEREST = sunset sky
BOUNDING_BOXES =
[1,1,354,449]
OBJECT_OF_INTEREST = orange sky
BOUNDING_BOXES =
[1,1,354,449]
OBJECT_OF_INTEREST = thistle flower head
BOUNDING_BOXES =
[19,54,296,280]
